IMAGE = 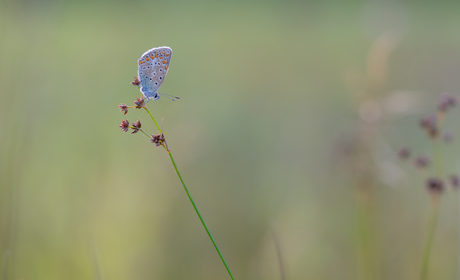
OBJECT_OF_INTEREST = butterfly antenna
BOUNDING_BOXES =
[158,93,180,101]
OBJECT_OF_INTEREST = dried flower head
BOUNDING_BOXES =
[419,114,438,138]
[419,114,435,129]
[398,146,411,160]
[443,130,453,143]
[450,174,459,189]
[134,97,146,109]
[413,155,430,169]
[131,76,141,87]
[150,133,166,148]
[118,103,128,115]
[426,177,444,195]
[119,120,129,132]
[438,93,457,112]
[131,120,141,134]
[447,95,457,107]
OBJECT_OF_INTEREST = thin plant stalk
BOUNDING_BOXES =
[433,112,445,178]
[144,108,162,134]
[144,107,236,280]
[458,190,460,280]
[419,197,440,280]
[355,185,379,280]
[419,123,444,280]
[270,228,286,280]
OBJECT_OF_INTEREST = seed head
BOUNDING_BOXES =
[426,177,445,195]
[438,93,457,112]
[398,146,411,160]
[150,133,166,148]
[134,97,146,109]
[419,114,438,138]
[131,120,141,134]
[118,103,128,115]
[131,76,141,87]
[413,155,430,169]
[447,95,457,107]
[119,120,129,132]
[420,114,436,129]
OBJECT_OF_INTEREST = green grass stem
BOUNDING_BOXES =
[419,197,440,280]
[144,107,236,280]
[420,123,444,280]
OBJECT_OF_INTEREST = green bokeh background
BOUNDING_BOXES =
[1,0,460,279]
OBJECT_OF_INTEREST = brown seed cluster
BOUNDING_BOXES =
[119,74,174,151]
[438,93,457,112]
[131,76,141,87]
[119,103,128,115]
[419,114,438,138]
[118,96,147,115]
[398,147,411,160]
[131,120,142,134]
[150,133,166,148]
[426,177,444,195]
[119,120,129,132]
[398,93,459,197]
[134,97,146,109]
[413,155,430,169]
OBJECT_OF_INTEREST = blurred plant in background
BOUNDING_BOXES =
[333,31,400,280]
[397,92,458,280]
[1,0,460,279]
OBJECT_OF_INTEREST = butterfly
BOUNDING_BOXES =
[136,46,179,101]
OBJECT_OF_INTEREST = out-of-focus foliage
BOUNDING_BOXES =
[1,0,460,279]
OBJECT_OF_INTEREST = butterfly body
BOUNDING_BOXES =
[137,46,172,101]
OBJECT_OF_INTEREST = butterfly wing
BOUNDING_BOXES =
[137,46,172,100]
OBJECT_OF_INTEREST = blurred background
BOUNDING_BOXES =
[1,0,460,279]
